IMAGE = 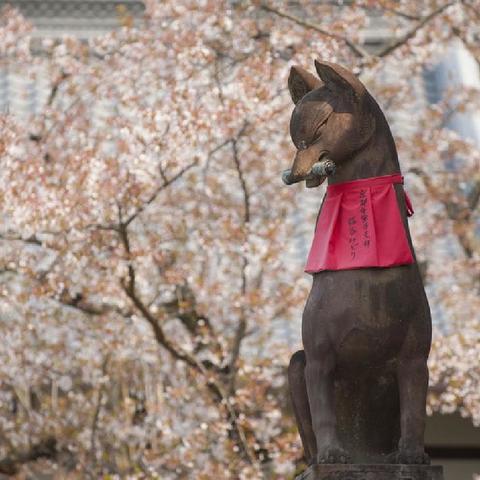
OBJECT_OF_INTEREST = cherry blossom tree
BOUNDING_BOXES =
[0,1,478,478]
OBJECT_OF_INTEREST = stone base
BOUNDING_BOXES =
[296,464,444,480]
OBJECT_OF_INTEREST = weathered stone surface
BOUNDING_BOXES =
[296,464,444,480]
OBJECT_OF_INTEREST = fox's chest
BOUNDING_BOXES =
[302,266,424,363]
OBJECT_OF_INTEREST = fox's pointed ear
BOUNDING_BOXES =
[314,60,364,96]
[288,66,322,104]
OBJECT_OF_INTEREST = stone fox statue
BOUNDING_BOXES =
[283,61,432,466]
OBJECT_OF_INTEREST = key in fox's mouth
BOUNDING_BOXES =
[282,156,336,186]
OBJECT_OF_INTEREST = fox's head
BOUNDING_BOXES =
[284,60,377,187]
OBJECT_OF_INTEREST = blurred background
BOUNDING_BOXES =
[0,0,478,479]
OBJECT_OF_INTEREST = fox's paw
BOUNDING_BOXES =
[316,445,351,464]
[387,448,430,465]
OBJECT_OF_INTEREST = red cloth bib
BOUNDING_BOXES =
[305,174,414,273]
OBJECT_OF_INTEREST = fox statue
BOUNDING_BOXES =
[283,61,432,467]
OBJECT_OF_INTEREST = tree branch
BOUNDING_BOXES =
[261,1,455,63]
[29,70,70,144]
[117,214,257,465]
[120,266,257,464]
[124,159,198,226]
[409,167,476,259]
[461,0,480,21]
[159,283,225,361]
[90,355,110,471]
[260,2,369,59]
[226,124,254,395]
[58,289,132,318]
[467,178,480,211]
[117,218,205,370]
[381,6,421,21]
[0,437,57,475]
[0,233,42,245]
[376,1,456,58]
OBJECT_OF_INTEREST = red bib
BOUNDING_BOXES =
[305,174,414,273]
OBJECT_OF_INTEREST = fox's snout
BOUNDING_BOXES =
[282,146,335,187]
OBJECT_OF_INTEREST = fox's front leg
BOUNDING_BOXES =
[394,355,430,464]
[288,350,317,464]
[392,316,431,465]
[304,341,350,464]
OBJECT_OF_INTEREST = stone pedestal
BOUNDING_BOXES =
[296,464,444,480]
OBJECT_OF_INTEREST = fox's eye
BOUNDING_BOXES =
[298,140,308,150]
[315,118,328,137]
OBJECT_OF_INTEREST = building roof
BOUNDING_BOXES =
[0,0,146,38]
